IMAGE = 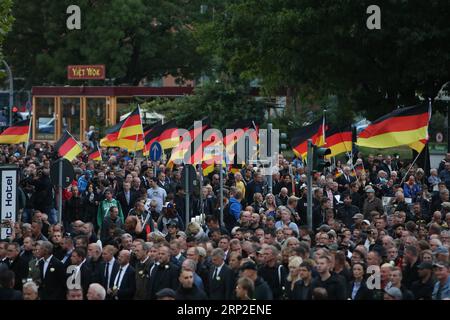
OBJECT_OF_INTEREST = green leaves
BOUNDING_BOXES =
[4,0,207,86]
[0,0,13,65]
[195,0,450,121]
[142,80,265,129]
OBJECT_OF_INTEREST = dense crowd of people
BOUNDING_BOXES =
[0,141,449,301]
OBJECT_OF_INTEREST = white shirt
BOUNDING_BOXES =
[43,255,53,278]
[147,187,167,212]
[149,261,160,277]
[213,262,225,279]
[175,253,183,261]
[74,259,86,280]
[114,263,129,288]
[105,257,116,288]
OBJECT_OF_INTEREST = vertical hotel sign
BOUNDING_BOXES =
[1,168,17,239]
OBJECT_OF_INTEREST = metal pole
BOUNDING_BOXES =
[185,166,190,230]
[3,60,13,126]
[307,139,313,231]
[267,123,273,194]
[245,135,249,165]
[199,165,204,215]
[58,159,63,223]
[447,104,450,153]
[219,164,224,226]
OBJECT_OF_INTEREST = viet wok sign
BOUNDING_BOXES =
[67,65,105,80]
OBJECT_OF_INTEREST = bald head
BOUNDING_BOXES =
[118,250,131,266]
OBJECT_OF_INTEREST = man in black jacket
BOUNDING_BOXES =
[207,248,234,300]
[99,245,120,299]
[134,240,152,300]
[147,244,180,299]
[336,194,360,227]
[0,270,22,300]
[176,269,208,300]
[312,256,346,300]
[38,240,66,300]
[336,167,356,193]
[402,245,420,290]
[411,262,435,300]
[116,182,139,218]
[291,261,313,300]
[258,245,287,300]
[110,250,136,300]
[68,247,92,299]
[6,242,28,291]
[241,261,273,300]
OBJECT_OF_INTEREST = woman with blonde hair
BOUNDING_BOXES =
[263,193,277,218]
[284,256,303,299]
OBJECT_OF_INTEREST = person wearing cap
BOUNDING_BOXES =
[384,286,403,300]
[410,262,435,300]
[165,221,180,242]
[350,213,364,231]
[337,194,360,228]
[155,288,176,300]
[157,202,184,235]
[362,186,384,219]
[432,261,450,300]
[434,245,449,263]
[147,177,167,213]
[240,261,273,300]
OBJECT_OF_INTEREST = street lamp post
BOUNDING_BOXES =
[2,60,13,126]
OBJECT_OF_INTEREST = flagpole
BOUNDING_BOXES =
[399,148,424,186]
[323,109,326,145]
[58,157,63,223]
[65,129,83,150]
[25,117,32,156]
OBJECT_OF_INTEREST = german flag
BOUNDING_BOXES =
[167,118,210,168]
[357,104,430,150]
[100,119,144,151]
[54,131,82,161]
[0,119,30,144]
[290,117,325,159]
[223,120,259,172]
[88,146,102,161]
[202,129,227,176]
[117,106,144,139]
[409,139,427,153]
[324,126,352,158]
[143,120,179,155]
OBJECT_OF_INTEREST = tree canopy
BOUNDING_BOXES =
[196,0,450,121]
[0,0,14,67]
[4,0,207,87]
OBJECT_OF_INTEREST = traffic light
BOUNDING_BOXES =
[12,106,20,124]
[280,132,288,150]
[312,144,331,171]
